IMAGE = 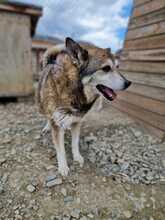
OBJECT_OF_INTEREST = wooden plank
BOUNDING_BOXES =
[120,61,165,74]
[117,91,165,115]
[134,118,165,139]
[134,0,151,7]
[129,8,165,29]
[113,99,165,130]
[113,102,165,139]
[120,71,165,88]
[124,34,165,50]
[0,3,42,17]
[127,20,165,40]
[127,83,165,102]
[133,0,165,18]
[121,49,165,61]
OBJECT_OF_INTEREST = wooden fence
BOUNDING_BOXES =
[113,0,165,138]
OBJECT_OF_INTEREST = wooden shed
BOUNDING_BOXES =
[32,35,63,81]
[113,0,165,138]
[0,1,42,98]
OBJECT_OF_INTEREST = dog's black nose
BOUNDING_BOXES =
[124,80,132,89]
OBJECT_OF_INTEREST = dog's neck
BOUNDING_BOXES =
[83,84,98,104]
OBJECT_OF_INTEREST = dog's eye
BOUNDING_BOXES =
[102,65,111,72]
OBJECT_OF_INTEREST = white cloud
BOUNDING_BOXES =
[11,0,133,51]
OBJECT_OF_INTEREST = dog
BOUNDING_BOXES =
[37,37,131,176]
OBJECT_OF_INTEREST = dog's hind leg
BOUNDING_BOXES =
[51,121,69,176]
[71,122,84,167]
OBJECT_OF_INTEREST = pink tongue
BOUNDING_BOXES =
[105,88,116,99]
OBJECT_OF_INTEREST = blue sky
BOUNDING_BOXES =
[11,0,133,52]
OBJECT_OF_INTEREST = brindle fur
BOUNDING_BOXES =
[37,38,131,176]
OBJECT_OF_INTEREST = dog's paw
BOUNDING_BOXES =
[74,154,84,168]
[58,165,70,176]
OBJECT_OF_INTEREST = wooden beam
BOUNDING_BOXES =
[121,49,165,61]
[0,4,42,17]
[113,99,165,131]
[126,20,165,40]
[134,0,151,7]
[124,34,165,50]
[117,91,165,115]
[120,60,165,74]
[120,71,165,88]
[129,7,165,29]
[134,118,165,139]
[133,0,165,18]
[113,103,165,139]
[127,83,165,102]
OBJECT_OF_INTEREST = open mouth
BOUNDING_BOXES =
[96,84,117,101]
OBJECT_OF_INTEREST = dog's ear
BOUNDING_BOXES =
[65,37,88,67]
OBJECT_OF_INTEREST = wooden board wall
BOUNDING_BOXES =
[113,0,165,139]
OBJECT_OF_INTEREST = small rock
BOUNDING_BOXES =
[85,135,97,142]
[15,209,20,215]
[76,197,81,204]
[46,174,57,182]
[87,213,94,219]
[64,196,74,203]
[134,130,141,137]
[15,215,22,220]
[102,177,106,182]
[61,188,67,196]
[13,205,19,210]
[80,217,88,220]
[71,208,80,218]
[0,202,3,209]
[46,165,55,170]
[123,210,132,219]
[0,158,6,165]
[26,184,36,193]
[63,216,70,220]
[50,216,62,220]
[34,135,40,140]
[0,185,4,194]
[46,178,62,187]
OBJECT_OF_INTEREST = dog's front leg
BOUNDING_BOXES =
[51,122,69,176]
[71,122,84,167]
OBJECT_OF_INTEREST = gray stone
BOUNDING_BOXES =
[46,178,62,187]
[26,184,36,193]
[63,216,70,220]
[46,174,57,182]
[0,185,4,194]
[0,202,3,209]
[15,215,22,220]
[46,165,55,170]
[50,216,62,220]
[123,210,132,219]
[87,213,94,219]
[64,196,74,203]
[0,158,6,165]
[61,188,67,196]
[80,217,88,220]
[71,208,81,218]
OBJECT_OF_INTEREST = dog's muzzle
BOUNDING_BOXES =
[124,80,132,90]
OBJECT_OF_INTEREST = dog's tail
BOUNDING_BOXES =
[42,44,65,68]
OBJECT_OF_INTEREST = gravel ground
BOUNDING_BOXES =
[0,100,165,220]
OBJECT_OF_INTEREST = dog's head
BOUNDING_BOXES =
[66,37,131,102]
